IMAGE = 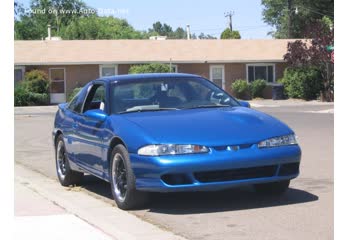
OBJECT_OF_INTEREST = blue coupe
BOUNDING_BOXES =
[53,73,301,209]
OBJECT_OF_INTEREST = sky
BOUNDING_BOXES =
[18,0,276,39]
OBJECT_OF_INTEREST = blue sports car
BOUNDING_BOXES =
[53,73,301,210]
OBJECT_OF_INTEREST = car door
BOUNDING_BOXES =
[63,86,88,165]
[74,82,108,177]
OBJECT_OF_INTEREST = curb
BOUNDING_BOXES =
[15,164,188,240]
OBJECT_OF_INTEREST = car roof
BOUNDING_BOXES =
[97,73,202,83]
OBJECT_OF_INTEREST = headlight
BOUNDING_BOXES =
[138,144,209,156]
[258,134,297,148]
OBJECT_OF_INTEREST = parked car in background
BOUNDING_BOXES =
[53,73,301,210]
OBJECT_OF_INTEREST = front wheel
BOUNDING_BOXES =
[55,135,84,186]
[254,180,290,195]
[110,144,149,210]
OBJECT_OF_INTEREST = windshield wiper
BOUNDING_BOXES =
[118,108,179,114]
[183,105,231,110]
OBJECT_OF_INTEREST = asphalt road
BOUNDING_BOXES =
[15,103,334,240]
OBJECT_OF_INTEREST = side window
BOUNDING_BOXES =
[83,84,106,113]
[67,88,86,113]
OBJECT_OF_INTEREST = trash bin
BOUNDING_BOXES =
[272,84,285,100]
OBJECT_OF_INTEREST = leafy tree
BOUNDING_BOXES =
[129,63,172,74]
[220,28,241,39]
[198,33,217,39]
[262,0,334,38]
[149,21,174,36]
[15,0,94,40]
[14,1,24,18]
[62,16,145,39]
[283,20,334,101]
[172,27,186,39]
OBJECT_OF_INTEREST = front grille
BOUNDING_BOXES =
[278,162,300,176]
[194,165,278,183]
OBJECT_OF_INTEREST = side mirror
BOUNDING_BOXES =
[84,109,107,122]
[238,100,250,108]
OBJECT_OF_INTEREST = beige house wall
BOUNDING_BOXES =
[24,62,288,99]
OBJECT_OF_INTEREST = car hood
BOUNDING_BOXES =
[116,107,293,146]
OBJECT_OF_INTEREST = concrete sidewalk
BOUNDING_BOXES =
[15,163,187,240]
[248,99,334,108]
[15,171,113,240]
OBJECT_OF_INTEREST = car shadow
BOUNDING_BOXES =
[81,175,318,214]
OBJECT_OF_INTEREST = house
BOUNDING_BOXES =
[14,39,292,103]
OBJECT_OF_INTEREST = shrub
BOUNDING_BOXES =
[129,63,172,74]
[14,84,30,106]
[14,83,49,106]
[251,79,267,98]
[279,67,322,100]
[68,87,82,102]
[24,70,49,94]
[231,80,251,100]
[14,69,50,106]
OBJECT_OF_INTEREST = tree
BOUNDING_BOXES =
[198,33,217,39]
[62,16,145,39]
[172,27,186,39]
[15,0,94,40]
[284,20,334,101]
[220,28,241,39]
[149,21,174,36]
[262,0,334,38]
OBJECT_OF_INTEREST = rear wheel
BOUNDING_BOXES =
[254,180,290,195]
[110,144,149,210]
[55,135,83,186]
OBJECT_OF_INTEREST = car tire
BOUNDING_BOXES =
[110,144,149,210]
[55,135,84,186]
[254,180,290,195]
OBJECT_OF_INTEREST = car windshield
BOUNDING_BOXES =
[110,77,240,114]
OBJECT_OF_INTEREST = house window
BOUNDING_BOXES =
[247,64,275,83]
[14,66,25,85]
[210,65,225,89]
[99,65,118,77]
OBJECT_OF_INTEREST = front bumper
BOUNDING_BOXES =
[130,144,301,192]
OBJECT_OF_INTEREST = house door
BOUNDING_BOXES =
[49,68,66,103]
[210,65,225,90]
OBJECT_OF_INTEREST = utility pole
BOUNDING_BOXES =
[224,11,234,31]
[287,0,292,38]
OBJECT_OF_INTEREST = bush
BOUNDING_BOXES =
[14,83,49,106]
[68,87,82,102]
[251,79,267,98]
[231,80,251,100]
[279,67,322,100]
[24,70,49,94]
[14,69,50,106]
[129,63,172,74]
